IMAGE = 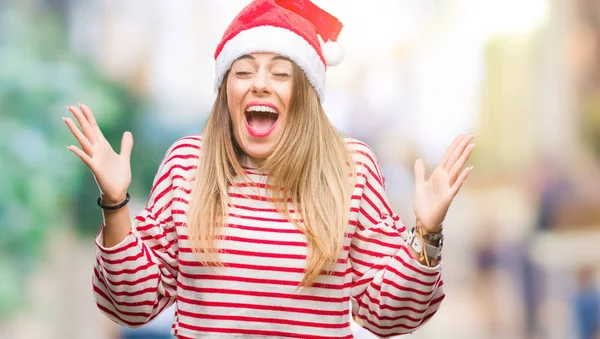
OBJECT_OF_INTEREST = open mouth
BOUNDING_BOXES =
[244,103,279,137]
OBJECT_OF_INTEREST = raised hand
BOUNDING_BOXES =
[413,134,475,233]
[64,104,133,204]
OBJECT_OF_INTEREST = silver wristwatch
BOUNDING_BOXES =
[406,227,443,261]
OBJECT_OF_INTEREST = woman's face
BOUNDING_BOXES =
[227,52,294,162]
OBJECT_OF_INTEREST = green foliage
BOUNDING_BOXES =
[0,4,168,318]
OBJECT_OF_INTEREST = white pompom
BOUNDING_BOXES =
[322,41,345,66]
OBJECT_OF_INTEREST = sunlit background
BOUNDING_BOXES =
[1,0,600,338]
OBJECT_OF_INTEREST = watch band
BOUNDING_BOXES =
[415,219,444,243]
[422,231,443,244]
[406,227,443,261]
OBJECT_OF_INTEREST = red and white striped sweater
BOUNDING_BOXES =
[93,134,445,338]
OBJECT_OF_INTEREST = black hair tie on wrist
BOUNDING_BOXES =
[97,193,131,210]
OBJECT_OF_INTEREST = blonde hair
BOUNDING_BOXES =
[186,63,355,288]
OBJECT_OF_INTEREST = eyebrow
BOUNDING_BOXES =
[237,54,290,62]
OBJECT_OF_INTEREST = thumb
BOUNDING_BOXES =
[414,159,427,185]
[120,131,133,159]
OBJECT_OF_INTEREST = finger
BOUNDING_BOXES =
[450,166,473,197]
[414,159,427,185]
[66,145,94,169]
[119,131,134,159]
[449,143,475,184]
[63,117,94,156]
[80,104,104,138]
[445,134,474,171]
[439,135,465,169]
[68,105,97,144]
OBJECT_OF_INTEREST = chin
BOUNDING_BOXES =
[236,133,280,163]
[244,147,273,161]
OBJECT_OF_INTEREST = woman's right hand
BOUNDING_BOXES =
[64,104,133,205]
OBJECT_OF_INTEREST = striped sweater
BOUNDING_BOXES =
[93,134,445,338]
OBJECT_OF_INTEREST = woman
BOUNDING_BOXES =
[64,0,474,338]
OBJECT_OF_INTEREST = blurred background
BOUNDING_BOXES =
[1,0,599,338]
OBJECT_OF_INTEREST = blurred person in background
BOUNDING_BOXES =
[572,267,599,339]
[63,0,474,338]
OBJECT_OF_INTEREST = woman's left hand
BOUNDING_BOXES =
[413,134,475,233]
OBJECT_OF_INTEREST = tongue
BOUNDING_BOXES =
[247,112,276,131]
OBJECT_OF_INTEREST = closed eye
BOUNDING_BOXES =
[235,71,252,76]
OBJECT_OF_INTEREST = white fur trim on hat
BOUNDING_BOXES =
[214,25,327,101]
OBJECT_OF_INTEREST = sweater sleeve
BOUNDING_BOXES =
[92,139,188,328]
[349,144,445,337]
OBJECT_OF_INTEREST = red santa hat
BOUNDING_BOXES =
[214,0,345,101]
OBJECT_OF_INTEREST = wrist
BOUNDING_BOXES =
[415,219,443,247]
[416,218,443,234]
[101,193,127,206]
[98,192,130,211]
[406,227,443,266]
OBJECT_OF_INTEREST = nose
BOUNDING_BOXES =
[251,69,272,96]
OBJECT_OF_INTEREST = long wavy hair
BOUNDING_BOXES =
[186,62,356,288]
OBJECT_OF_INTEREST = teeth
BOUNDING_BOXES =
[246,105,278,114]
